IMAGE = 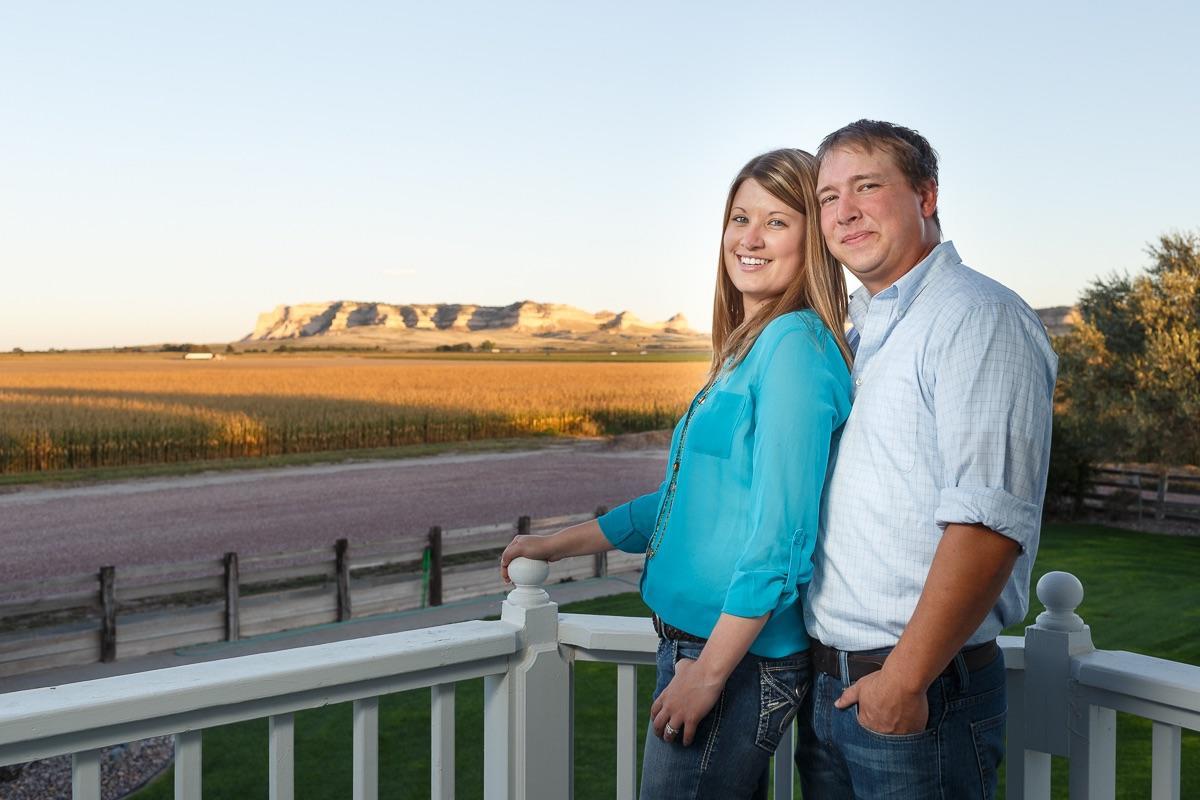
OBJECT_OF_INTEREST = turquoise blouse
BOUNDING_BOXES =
[598,310,852,657]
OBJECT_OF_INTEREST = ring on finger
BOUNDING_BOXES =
[664,723,678,739]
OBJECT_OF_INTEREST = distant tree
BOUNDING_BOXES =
[1054,230,1200,470]
[225,344,236,354]
[435,343,473,352]
[479,339,497,352]
[10,347,23,355]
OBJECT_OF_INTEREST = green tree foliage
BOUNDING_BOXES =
[1054,231,1200,480]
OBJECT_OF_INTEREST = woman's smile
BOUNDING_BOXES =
[722,178,805,315]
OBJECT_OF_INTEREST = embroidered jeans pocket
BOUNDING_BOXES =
[685,390,748,459]
[754,661,807,753]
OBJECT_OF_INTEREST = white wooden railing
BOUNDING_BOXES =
[0,562,1196,799]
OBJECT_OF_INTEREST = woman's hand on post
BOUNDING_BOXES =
[499,534,556,583]
[499,518,613,584]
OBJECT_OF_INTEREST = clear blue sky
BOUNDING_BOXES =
[2,1,1196,350]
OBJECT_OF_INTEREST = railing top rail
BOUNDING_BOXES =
[558,613,656,651]
[0,618,520,761]
[997,634,1025,670]
[1072,648,1200,717]
[558,612,657,665]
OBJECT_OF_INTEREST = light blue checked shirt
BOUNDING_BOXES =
[805,241,1058,651]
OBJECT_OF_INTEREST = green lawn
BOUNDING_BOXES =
[132,523,1198,799]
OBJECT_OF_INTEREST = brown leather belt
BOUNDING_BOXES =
[811,639,999,684]
[651,613,707,645]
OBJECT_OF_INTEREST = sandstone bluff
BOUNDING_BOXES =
[245,300,708,351]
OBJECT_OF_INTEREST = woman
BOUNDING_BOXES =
[500,149,852,798]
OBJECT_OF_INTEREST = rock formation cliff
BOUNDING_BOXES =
[245,300,700,348]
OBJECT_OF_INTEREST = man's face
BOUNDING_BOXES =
[816,145,938,295]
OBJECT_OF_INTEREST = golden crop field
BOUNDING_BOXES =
[0,353,709,474]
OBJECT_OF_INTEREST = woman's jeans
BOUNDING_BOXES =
[794,646,1007,799]
[640,638,810,800]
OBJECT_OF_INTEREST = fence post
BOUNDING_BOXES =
[224,552,240,641]
[593,506,608,577]
[517,515,531,537]
[335,538,352,621]
[99,566,116,663]
[1135,473,1144,522]
[1156,473,1169,521]
[428,526,443,607]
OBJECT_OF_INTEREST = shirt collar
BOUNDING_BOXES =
[847,240,960,329]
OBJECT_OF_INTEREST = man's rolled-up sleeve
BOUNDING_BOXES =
[933,303,1057,551]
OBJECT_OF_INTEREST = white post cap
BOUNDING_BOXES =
[506,557,550,608]
[1034,571,1085,632]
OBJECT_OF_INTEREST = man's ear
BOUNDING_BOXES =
[919,180,939,220]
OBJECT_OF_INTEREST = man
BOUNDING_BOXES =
[796,120,1057,798]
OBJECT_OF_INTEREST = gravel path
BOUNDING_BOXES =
[0,443,668,586]
[0,737,172,799]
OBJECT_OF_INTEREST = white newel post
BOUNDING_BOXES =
[496,557,572,800]
[1021,571,1106,800]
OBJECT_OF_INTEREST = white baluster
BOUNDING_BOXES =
[502,557,571,799]
[353,696,379,800]
[71,749,101,800]
[1069,705,1115,799]
[175,729,203,800]
[1005,665,1051,800]
[269,713,294,800]
[483,672,511,800]
[772,720,794,800]
[1024,751,1052,800]
[432,683,456,800]
[616,663,638,800]
[1151,722,1182,800]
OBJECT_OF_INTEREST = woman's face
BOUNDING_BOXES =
[722,178,805,316]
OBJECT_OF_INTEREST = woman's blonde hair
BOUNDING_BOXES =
[709,149,852,382]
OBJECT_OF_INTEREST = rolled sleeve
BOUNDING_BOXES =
[933,303,1057,551]
[597,487,663,554]
[935,487,1041,548]
[721,327,851,618]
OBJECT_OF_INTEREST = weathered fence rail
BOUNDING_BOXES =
[1081,465,1200,523]
[0,508,637,678]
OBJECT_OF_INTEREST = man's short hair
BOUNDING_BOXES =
[817,120,941,232]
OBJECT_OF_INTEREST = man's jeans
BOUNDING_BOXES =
[640,638,810,799]
[795,646,1006,799]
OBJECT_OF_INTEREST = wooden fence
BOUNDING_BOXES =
[1079,465,1200,523]
[0,508,646,678]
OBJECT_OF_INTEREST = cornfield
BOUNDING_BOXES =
[0,354,709,474]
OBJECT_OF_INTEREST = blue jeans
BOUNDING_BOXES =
[794,646,1007,799]
[640,638,810,800]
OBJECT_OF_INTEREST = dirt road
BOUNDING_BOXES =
[0,445,668,583]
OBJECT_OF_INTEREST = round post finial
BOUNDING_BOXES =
[506,557,550,608]
[1034,571,1085,631]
